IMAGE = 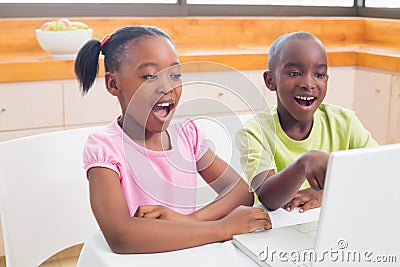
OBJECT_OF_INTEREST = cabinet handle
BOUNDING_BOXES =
[375,89,381,93]
[1,108,5,112]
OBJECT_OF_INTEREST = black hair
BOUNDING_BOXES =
[267,31,326,71]
[74,25,173,94]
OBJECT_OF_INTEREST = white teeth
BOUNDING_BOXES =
[156,102,172,107]
[295,96,315,101]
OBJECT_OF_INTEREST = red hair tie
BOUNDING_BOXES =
[100,34,112,47]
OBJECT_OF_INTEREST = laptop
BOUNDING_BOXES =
[233,144,400,266]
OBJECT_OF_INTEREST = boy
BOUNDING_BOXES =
[236,31,378,213]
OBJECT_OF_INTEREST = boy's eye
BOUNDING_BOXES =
[315,73,326,79]
[170,73,182,80]
[143,74,158,81]
[288,71,301,77]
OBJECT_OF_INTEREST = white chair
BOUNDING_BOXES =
[194,113,254,174]
[0,127,102,267]
[187,114,255,206]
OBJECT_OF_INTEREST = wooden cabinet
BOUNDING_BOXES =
[353,69,392,145]
[0,70,269,142]
[0,79,120,142]
[325,67,356,110]
[175,70,268,117]
[0,81,63,132]
[388,75,400,144]
[1,68,398,144]
[63,78,120,126]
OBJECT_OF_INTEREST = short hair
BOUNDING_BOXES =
[267,31,326,71]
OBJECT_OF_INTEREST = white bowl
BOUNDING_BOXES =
[35,29,93,59]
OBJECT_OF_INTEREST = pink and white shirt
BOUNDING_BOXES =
[83,117,209,216]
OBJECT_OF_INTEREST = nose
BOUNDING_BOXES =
[157,81,174,95]
[156,72,178,94]
[156,75,173,95]
[158,88,174,95]
[301,72,316,91]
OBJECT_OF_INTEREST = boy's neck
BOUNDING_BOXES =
[276,109,314,141]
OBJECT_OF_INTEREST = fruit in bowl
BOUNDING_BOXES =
[40,18,90,31]
[36,18,92,59]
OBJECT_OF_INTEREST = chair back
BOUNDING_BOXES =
[0,127,101,266]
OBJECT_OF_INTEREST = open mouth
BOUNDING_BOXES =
[152,100,175,120]
[294,96,317,107]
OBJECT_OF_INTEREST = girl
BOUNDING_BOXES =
[74,26,271,254]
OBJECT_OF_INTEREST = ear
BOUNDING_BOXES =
[105,72,120,96]
[263,70,276,92]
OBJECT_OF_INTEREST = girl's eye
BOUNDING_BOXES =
[170,73,182,80]
[288,71,301,77]
[315,73,326,79]
[143,74,158,81]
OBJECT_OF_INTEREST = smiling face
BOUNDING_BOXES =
[264,38,329,125]
[106,36,182,136]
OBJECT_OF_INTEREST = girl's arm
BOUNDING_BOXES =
[253,150,329,211]
[88,166,270,254]
[189,149,255,222]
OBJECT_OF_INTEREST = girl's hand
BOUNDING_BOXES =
[300,150,329,191]
[217,205,272,240]
[134,205,196,222]
[282,188,323,213]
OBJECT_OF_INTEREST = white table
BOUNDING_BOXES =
[77,207,320,267]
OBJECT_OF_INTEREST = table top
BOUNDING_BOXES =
[77,207,320,267]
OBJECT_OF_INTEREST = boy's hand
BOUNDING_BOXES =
[134,205,195,222]
[282,188,323,213]
[301,150,329,191]
[217,205,272,240]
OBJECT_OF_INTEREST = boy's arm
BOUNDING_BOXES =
[235,122,327,210]
[253,150,328,211]
[88,166,270,254]
[282,188,323,213]
[252,164,303,211]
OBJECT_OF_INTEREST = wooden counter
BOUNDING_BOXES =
[0,17,399,83]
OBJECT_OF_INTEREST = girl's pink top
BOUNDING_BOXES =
[83,117,209,216]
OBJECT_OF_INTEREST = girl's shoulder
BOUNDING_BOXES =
[85,117,123,149]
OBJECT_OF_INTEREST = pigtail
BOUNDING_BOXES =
[74,26,174,95]
[74,39,101,95]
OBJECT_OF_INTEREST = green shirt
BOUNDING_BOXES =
[235,103,378,204]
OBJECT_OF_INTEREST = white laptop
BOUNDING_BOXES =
[233,144,400,266]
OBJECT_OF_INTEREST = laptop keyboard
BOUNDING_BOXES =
[296,221,318,233]
[281,222,317,267]
[296,221,318,241]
